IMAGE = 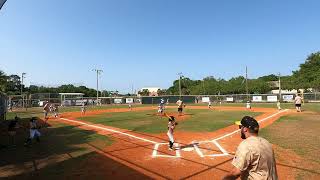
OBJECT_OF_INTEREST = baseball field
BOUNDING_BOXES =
[0,103,319,179]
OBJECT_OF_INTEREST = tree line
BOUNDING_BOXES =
[165,51,320,95]
[1,51,319,96]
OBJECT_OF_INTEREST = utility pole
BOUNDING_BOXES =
[202,81,205,95]
[178,72,183,99]
[92,69,103,105]
[21,73,26,108]
[246,66,249,101]
[278,73,281,102]
[131,84,134,95]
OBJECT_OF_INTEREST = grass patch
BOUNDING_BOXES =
[259,113,320,179]
[175,109,260,132]
[79,109,261,133]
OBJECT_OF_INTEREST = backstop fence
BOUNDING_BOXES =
[0,93,8,120]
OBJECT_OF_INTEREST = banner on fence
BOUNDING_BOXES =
[114,99,123,104]
[226,97,234,102]
[283,95,294,101]
[267,96,278,102]
[202,97,210,103]
[252,96,262,102]
[126,98,134,104]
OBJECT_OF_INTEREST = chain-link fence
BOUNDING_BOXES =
[5,92,319,108]
[139,93,320,104]
[0,93,8,120]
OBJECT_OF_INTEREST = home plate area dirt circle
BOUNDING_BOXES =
[58,106,292,179]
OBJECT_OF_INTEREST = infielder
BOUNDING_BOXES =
[208,101,212,109]
[294,94,302,112]
[158,103,164,114]
[81,102,86,115]
[246,101,251,109]
[277,101,281,110]
[176,99,185,116]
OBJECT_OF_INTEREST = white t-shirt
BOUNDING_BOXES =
[295,96,302,104]
[167,121,175,134]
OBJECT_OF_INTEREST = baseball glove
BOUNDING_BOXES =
[175,122,178,125]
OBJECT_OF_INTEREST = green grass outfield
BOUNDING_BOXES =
[78,109,261,134]
[183,102,320,112]
[259,111,320,179]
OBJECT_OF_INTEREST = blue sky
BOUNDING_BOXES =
[0,0,319,93]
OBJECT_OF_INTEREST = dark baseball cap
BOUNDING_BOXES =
[235,116,259,131]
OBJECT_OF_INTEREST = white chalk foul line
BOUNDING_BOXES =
[59,118,158,144]
[193,141,204,158]
[212,140,229,155]
[212,109,289,142]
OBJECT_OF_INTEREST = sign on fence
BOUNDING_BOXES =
[267,96,278,102]
[252,96,262,102]
[283,95,294,101]
[114,98,123,104]
[126,98,134,104]
[226,97,234,102]
[202,97,210,103]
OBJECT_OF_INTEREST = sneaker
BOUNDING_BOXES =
[168,147,173,151]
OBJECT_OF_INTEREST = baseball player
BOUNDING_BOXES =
[165,113,178,151]
[53,104,59,118]
[160,98,166,110]
[294,94,302,112]
[81,102,86,115]
[128,103,132,111]
[176,99,185,116]
[43,102,49,119]
[158,103,164,114]
[208,100,212,109]
[24,117,41,146]
[246,101,251,109]
[277,100,281,110]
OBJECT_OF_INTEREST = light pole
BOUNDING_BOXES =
[21,73,26,108]
[245,66,249,101]
[178,72,183,99]
[278,73,281,102]
[92,69,103,105]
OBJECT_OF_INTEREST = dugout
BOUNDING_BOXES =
[0,93,8,121]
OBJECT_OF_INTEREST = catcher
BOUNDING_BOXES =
[165,113,178,150]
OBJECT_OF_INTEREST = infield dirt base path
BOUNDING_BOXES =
[56,106,295,179]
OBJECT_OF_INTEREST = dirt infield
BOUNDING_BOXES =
[49,106,300,179]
